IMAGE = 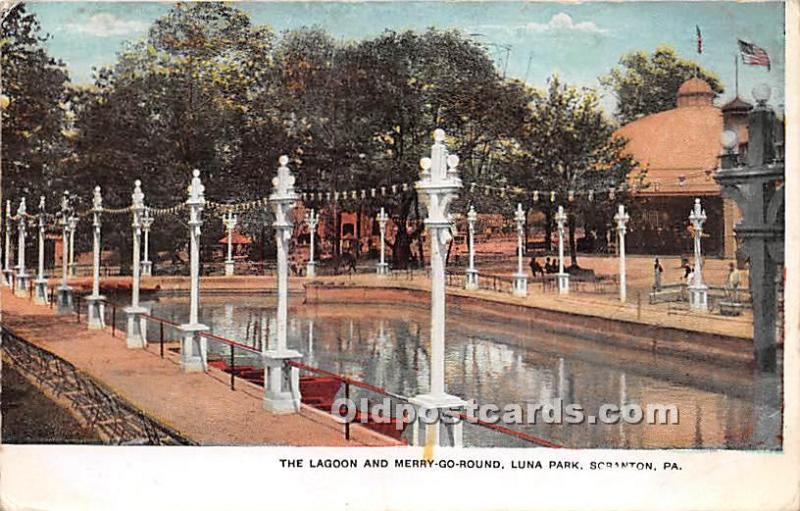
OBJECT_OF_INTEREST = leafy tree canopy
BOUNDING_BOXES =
[1,3,71,204]
[511,76,640,264]
[600,45,724,124]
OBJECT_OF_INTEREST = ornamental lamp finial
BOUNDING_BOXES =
[93,186,103,211]
[187,169,205,204]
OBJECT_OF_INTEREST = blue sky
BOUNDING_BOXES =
[30,1,786,113]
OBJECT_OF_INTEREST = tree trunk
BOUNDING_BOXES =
[568,212,578,267]
[260,225,267,261]
[117,227,131,276]
[445,235,453,266]
[393,220,412,269]
[544,208,553,253]
[332,203,341,258]
[355,204,363,258]
[414,195,425,268]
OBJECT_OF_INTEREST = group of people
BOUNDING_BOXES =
[652,257,742,301]
[528,257,561,277]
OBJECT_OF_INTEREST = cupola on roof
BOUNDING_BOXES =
[677,78,715,107]
[721,96,753,113]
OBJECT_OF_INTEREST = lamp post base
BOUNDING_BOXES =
[377,262,389,276]
[56,284,74,315]
[262,349,303,414]
[86,295,106,329]
[34,278,49,304]
[465,268,479,290]
[141,260,152,277]
[178,323,209,372]
[124,305,148,349]
[557,272,570,295]
[224,260,235,276]
[306,261,316,278]
[512,272,528,297]
[688,283,709,312]
[408,393,468,448]
[14,272,30,298]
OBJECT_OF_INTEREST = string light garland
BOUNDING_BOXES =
[8,177,648,230]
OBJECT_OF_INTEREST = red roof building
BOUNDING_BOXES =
[614,78,748,258]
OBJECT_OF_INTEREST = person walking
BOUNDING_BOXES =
[653,257,664,291]
[725,262,741,302]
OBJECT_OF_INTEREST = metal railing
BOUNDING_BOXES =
[0,326,194,445]
[287,360,409,442]
[15,285,565,447]
[286,359,562,447]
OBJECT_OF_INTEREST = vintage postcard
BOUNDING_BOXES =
[0,1,796,510]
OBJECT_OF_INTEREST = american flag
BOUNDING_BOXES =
[696,26,703,54]
[738,39,771,71]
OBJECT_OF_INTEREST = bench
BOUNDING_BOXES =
[718,301,745,317]
[649,284,686,304]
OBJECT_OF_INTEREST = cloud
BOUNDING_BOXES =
[66,13,149,37]
[524,13,606,34]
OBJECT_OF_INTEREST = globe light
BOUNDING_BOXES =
[720,130,738,151]
[446,154,459,168]
[0,94,10,110]
[752,83,771,106]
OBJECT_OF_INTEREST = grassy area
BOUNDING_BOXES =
[1,363,100,444]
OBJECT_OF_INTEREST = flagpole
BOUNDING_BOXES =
[735,52,739,97]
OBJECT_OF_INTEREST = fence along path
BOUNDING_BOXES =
[0,287,398,447]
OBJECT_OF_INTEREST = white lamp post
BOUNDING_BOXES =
[614,204,630,303]
[305,209,318,278]
[465,205,478,290]
[410,129,467,448]
[33,196,48,304]
[263,155,303,413]
[140,207,153,276]
[688,198,709,311]
[67,215,78,277]
[376,206,389,276]
[86,187,106,329]
[512,203,528,297]
[178,170,210,371]
[14,198,30,297]
[56,192,74,313]
[223,209,237,276]
[555,205,570,294]
[3,200,13,287]
[125,180,148,348]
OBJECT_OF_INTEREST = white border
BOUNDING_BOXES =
[1,1,798,510]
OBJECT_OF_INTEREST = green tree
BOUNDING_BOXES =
[600,45,724,124]
[265,27,382,259]
[264,28,527,267]
[512,76,640,266]
[1,3,71,205]
[340,29,528,267]
[69,2,277,266]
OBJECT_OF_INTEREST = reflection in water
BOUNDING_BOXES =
[145,296,782,450]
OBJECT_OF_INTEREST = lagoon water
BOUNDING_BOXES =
[133,294,781,449]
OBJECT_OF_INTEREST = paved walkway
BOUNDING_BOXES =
[476,253,748,302]
[334,273,753,340]
[0,288,396,447]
